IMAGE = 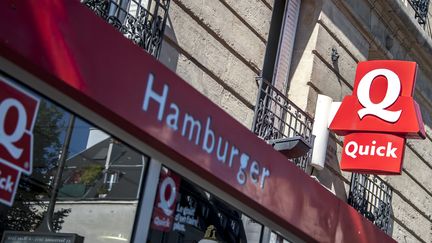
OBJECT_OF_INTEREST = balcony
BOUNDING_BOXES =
[252,78,314,172]
[348,173,393,234]
[83,0,170,58]
[407,0,430,27]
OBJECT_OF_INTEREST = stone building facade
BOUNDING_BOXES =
[158,0,432,242]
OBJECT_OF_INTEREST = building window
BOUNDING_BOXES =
[83,0,171,58]
[261,0,301,92]
[348,173,393,235]
[253,0,313,172]
[252,78,313,172]
[407,0,430,27]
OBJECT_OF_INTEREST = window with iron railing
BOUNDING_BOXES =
[253,0,313,171]
[252,78,314,172]
[83,0,170,58]
[407,0,430,27]
[348,173,393,235]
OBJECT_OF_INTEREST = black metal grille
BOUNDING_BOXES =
[408,0,430,27]
[83,0,170,58]
[252,78,314,172]
[348,173,393,234]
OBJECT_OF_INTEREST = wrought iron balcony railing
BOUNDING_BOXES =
[83,0,170,58]
[408,0,430,27]
[348,173,393,234]
[252,78,314,172]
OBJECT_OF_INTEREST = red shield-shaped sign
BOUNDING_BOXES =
[0,75,40,175]
[330,61,425,138]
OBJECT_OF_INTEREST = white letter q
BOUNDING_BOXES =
[157,176,176,216]
[357,69,402,122]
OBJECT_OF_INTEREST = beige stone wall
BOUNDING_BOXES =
[158,0,432,242]
[159,0,272,128]
[288,0,432,242]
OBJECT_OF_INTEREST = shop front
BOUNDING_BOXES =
[0,1,394,242]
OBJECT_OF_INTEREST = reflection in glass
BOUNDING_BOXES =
[147,168,262,243]
[270,231,293,243]
[54,126,147,243]
[0,78,148,243]
[59,135,146,200]
[0,99,70,234]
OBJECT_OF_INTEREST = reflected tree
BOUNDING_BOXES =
[0,100,71,235]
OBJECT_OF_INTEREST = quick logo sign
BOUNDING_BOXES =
[330,61,425,175]
[0,75,39,206]
[150,169,181,232]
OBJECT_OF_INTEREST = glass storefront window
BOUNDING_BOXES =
[147,167,264,243]
[270,231,293,243]
[0,73,147,243]
[59,133,147,200]
[0,94,70,233]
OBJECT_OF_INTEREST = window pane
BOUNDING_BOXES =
[0,74,148,243]
[59,134,147,200]
[147,167,262,243]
